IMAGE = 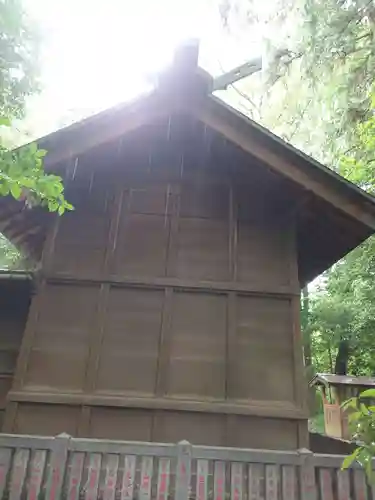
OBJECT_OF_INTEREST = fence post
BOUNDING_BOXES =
[175,440,192,500]
[298,448,317,500]
[45,432,71,500]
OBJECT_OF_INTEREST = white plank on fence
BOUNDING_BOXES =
[196,459,208,500]
[175,441,192,500]
[248,464,264,500]
[300,450,316,500]
[354,469,368,500]
[67,452,85,500]
[231,463,243,500]
[45,434,70,500]
[121,455,136,500]
[282,466,296,500]
[157,458,170,500]
[85,453,102,500]
[9,448,30,500]
[0,447,12,499]
[337,469,351,500]
[139,456,153,500]
[214,461,226,500]
[319,469,334,500]
[103,454,119,500]
[265,465,278,500]
[27,450,47,500]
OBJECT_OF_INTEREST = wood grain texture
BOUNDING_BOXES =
[45,434,70,500]
[9,448,29,500]
[156,458,170,500]
[318,469,334,500]
[248,464,264,500]
[85,453,102,500]
[354,469,368,500]
[103,454,119,500]
[214,461,226,500]
[0,447,11,499]
[121,455,136,500]
[230,462,243,500]
[67,452,85,500]
[282,465,296,500]
[139,456,153,500]
[27,450,47,500]
[196,459,208,500]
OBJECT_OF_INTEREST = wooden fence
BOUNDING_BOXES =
[0,433,373,499]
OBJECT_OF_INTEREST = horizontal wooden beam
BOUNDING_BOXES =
[8,390,308,420]
[42,273,300,297]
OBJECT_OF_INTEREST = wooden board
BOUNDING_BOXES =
[27,450,47,500]
[9,448,29,500]
[121,455,136,500]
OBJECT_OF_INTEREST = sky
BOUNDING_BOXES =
[21,0,264,139]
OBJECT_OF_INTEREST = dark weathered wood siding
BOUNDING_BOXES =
[0,279,31,429]
[5,117,307,449]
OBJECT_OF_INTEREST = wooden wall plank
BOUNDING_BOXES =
[196,459,208,500]
[85,453,102,500]
[121,455,136,500]
[231,462,243,500]
[214,461,226,500]
[9,448,29,500]
[318,469,334,500]
[103,454,119,500]
[336,469,351,500]
[67,452,85,500]
[0,447,12,499]
[265,465,278,500]
[248,464,264,500]
[155,288,173,397]
[27,450,47,500]
[282,465,296,500]
[354,469,368,500]
[139,456,153,500]
[156,458,170,500]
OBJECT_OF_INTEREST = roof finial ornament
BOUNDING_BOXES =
[156,38,213,96]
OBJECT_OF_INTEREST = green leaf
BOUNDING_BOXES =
[35,149,47,158]
[342,447,361,470]
[342,398,358,410]
[0,117,11,126]
[348,411,362,423]
[360,389,375,399]
[10,183,21,199]
[58,205,65,216]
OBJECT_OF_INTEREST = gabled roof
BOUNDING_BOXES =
[310,373,375,388]
[1,41,375,285]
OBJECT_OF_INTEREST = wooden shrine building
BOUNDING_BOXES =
[310,373,375,440]
[1,42,375,451]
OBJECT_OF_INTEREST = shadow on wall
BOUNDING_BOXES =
[0,273,32,429]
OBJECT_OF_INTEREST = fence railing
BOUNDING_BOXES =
[0,433,373,499]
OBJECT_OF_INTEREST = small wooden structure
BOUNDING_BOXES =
[1,41,375,450]
[310,373,375,440]
[0,433,373,500]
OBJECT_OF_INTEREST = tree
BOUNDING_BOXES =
[221,0,375,165]
[342,389,375,482]
[0,0,72,268]
[220,0,375,378]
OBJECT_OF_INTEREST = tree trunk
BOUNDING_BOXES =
[334,339,350,375]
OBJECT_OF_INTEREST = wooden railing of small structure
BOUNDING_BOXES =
[0,433,373,499]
